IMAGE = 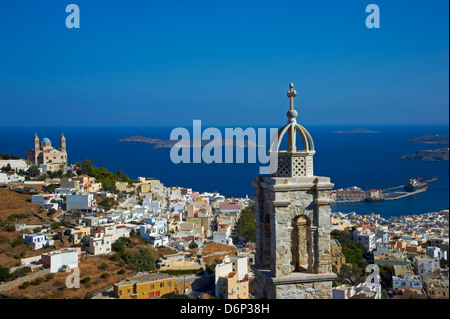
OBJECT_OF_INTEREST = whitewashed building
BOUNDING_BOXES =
[393,274,423,290]
[0,172,25,184]
[66,193,96,212]
[86,231,112,255]
[31,194,59,210]
[41,248,80,273]
[97,224,131,243]
[23,234,53,250]
[215,255,249,298]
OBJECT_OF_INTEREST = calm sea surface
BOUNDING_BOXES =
[0,124,448,218]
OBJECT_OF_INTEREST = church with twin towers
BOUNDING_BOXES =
[25,133,68,172]
[252,83,336,299]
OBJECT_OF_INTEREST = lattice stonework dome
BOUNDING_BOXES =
[269,83,315,177]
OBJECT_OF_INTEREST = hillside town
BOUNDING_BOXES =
[0,142,256,299]
[0,136,448,300]
[330,210,449,299]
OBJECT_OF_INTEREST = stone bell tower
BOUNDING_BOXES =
[251,83,336,299]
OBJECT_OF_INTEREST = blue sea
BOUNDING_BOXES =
[0,124,448,218]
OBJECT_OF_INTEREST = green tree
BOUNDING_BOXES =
[237,206,256,242]
[27,166,40,177]
[98,198,119,211]
[121,248,155,272]
[0,266,11,281]
[1,163,12,172]
[43,183,59,193]
[78,159,93,175]
[378,265,394,289]
[112,237,131,253]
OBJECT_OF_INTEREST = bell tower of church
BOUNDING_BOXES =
[251,83,336,299]
[33,133,40,164]
[60,133,66,152]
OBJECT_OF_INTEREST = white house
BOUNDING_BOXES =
[23,234,53,250]
[168,188,183,201]
[148,235,169,247]
[415,257,440,274]
[393,274,423,290]
[172,239,191,251]
[145,218,167,234]
[106,212,122,223]
[332,284,356,299]
[333,282,381,299]
[213,231,233,245]
[427,246,447,260]
[31,194,59,210]
[142,198,161,213]
[41,248,80,273]
[139,225,168,247]
[0,172,25,184]
[215,255,248,298]
[131,207,147,220]
[82,216,100,227]
[66,193,96,212]
[86,231,112,255]
[352,231,376,251]
[97,224,130,243]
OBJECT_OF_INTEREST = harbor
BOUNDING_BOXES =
[331,177,437,203]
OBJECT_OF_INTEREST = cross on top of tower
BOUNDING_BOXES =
[287,82,297,110]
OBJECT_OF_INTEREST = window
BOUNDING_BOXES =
[160,282,164,288]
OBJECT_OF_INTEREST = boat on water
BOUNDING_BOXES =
[404,177,431,192]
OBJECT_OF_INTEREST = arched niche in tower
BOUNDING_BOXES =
[291,215,313,273]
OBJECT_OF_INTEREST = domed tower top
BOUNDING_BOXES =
[268,83,315,177]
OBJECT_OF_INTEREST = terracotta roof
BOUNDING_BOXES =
[219,203,239,210]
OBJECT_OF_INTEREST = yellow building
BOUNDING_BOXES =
[405,245,423,253]
[218,272,249,299]
[330,239,346,273]
[69,225,91,244]
[423,276,449,299]
[113,273,175,299]
[72,175,102,192]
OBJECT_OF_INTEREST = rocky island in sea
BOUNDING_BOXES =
[399,148,449,161]
[119,135,261,148]
[408,134,449,145]
[333,128,380,133]
[399,134,449,161]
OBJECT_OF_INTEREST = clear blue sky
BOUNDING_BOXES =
[0,0,448,127]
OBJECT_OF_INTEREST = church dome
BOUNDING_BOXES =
[42,137,51,143]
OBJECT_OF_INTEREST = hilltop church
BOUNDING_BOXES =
[25,133,68,172]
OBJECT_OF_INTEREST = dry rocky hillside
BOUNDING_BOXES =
[2,255,133,299]
[202,243,237,266]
